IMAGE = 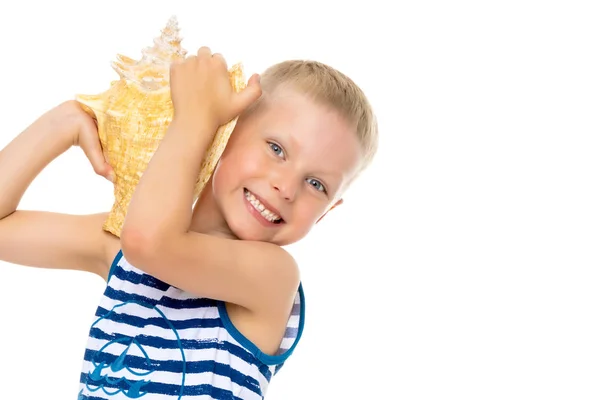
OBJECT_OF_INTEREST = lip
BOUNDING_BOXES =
[243,188,285,228]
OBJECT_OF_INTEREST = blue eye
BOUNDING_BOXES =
[269,142,284,158]
[307,178,326,193]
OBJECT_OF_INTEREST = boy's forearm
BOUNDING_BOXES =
[0,109,73,219]
[124,117,216,240]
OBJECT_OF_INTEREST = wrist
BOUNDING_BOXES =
[172,107,219,133]
[170,114,219,142]
[30,101,82,147]
[53,100,89,146]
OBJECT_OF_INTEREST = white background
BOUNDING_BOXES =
[0,1,599,399]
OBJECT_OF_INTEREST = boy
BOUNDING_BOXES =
[0,47,378,399]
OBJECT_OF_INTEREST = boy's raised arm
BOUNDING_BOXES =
[0,101,119,279]
[121,49,299,313]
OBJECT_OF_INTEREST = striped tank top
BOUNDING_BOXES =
[77,250,305,400]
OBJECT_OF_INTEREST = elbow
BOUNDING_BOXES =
[0,209,16,222]
[120,226,160,268]
[121,222,182,275]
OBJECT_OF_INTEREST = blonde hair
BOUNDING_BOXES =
[245,60,378,174]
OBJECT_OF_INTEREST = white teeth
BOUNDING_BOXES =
[245,190,282,222]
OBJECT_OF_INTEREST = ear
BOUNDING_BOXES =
[316,198,344,224]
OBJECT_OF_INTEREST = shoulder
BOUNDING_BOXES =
[250,241,301,305]
[215,237,302,315]
[239,239,300,282]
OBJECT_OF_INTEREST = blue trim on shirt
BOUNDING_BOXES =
[107,249,123,282]
[216,283,306,366]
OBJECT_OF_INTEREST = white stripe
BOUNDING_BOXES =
[107,273,171,299]
[285,314,300,328]
[279,337,295,350]
[247,363,270,389]
[90,315,229,341]
[235,387,265,400]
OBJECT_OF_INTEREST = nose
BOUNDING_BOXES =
[272,171,298,202]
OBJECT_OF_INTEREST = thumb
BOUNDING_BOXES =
[232,74,262,116]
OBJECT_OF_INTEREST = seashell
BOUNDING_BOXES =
[75,16,246,238]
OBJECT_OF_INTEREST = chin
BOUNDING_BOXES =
[224,216,269,242]
[227,220,293,245]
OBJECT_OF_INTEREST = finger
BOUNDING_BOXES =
[170,58,185,67]
[169,58,186,77]
[80,131,113,181]
[232,73,262,115]
[197,46,212,58]
[212,53,227,69]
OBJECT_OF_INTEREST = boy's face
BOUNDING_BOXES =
[211,87,363,246]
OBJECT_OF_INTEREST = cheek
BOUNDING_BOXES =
[214,144,268,187]
[294,195,329,224]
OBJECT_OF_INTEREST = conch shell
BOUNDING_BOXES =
[75,16,246,237]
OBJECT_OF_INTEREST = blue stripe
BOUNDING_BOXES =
[95,306,223,330]
[159,295,219,309]
[274,362,285,375]
[81,350,262,395]
[291,302,301,315]
[106,278,220,310]
[284,327,299,338]
[258,364,272,382]
[112,264,171,291]
[103,286,159,309]
[87,327,266,373]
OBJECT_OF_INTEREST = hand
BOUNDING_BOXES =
[169,47,262,130]
[58,101,114,182]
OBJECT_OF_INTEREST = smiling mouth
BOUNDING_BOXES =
[244,188,284,224]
